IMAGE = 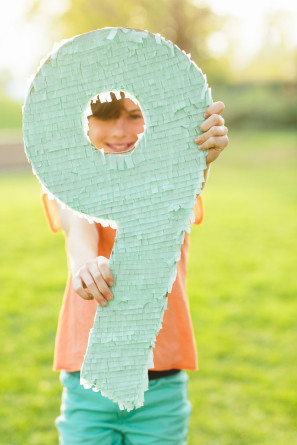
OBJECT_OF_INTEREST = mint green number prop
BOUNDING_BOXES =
[23,27,212,411]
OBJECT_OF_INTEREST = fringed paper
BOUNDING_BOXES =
[23,27,212,411]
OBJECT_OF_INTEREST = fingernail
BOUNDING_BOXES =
[195,136,203,144]
[101,300,107,306]
[198,145,204,150]
[107,293,113,300]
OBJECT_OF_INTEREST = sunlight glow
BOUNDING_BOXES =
[0,0,296,100]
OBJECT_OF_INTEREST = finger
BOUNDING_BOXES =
[80,269,108,307]
[72,276,94,300]
[204,101,225,118]
[97,257,114,286]
[195,125,228,147]
[200,114,225,132]
[201,135,229,152]
[89,262,113,301]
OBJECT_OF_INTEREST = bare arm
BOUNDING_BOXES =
[57,203,114,307]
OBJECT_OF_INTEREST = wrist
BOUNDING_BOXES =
[69,253,98,276]
[201,164,211,191]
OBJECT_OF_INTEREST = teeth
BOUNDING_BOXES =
[109,143,130,149]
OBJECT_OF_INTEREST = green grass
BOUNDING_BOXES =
[0,91,23,131]
[0,129,296,444]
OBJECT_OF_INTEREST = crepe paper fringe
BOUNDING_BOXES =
[23,27,212,411]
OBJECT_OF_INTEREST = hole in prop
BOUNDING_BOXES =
[84,91,145,155]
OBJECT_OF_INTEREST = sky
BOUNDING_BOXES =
[0,0,296,101]
[204,0,297,61]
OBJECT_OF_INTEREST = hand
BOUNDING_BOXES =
[195,101,229,165]
[72,256,114,307]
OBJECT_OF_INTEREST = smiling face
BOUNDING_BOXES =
[87,98,145,154]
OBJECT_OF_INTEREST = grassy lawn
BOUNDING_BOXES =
[0,129,296,444]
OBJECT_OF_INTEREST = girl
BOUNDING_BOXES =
[43,92,228,444]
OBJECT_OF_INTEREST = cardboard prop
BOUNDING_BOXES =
[23,27,212,411]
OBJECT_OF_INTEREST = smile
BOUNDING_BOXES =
[105,142,135,153]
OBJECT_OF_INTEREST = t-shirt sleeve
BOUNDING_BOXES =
[41,193,62,233]
[193,194,204,225]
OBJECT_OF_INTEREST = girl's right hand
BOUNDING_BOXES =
[72,256,114,307]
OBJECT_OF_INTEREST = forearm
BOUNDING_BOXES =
[57,202,99,274]
[66,222,99,274]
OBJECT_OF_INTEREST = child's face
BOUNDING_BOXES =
[87,99,145,154]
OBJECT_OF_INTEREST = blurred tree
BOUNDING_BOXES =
[28,0,229,84]
[233,10,297,83]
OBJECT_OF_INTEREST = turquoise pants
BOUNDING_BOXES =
[56,370,192,444]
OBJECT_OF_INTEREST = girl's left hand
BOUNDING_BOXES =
[195,101,229,165]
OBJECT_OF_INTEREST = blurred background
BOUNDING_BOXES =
[0,1,296,444]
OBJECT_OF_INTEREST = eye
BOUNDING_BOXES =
[129,114,142,120]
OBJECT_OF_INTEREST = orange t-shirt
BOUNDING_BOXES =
[42,194,204,372]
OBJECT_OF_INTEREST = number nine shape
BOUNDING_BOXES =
[23,27,212,410]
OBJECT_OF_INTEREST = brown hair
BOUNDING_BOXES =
[90,91,127,121]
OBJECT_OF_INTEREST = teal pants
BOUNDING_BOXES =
[56,370,192,445]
